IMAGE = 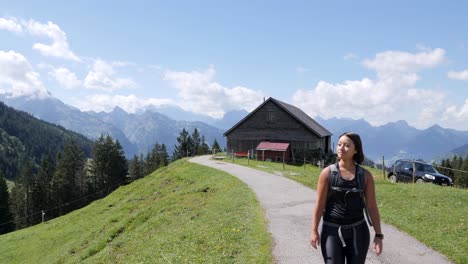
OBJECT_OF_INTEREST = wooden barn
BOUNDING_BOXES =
[224,97,332,163]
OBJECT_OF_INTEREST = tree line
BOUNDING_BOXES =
[437,154,468,188]
[0,128,221,235]
[0,101,93,180]
[171,128,221,160]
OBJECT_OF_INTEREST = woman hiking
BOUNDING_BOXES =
[310,132,383,263]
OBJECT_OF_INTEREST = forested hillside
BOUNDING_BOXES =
[0,101,93,179]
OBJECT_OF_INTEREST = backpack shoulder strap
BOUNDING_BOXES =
[328,163,339,189]
[356,165,366,196]
[356,164,374,226]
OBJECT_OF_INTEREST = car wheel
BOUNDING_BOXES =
[416,178,424,183]
[389,175,397,183]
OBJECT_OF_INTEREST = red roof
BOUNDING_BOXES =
[256,142,290,151]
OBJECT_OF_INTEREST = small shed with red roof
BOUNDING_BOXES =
[256,141,290,162]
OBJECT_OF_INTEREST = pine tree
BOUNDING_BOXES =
[457,155,468,188]
[212,139,221,154]
[90,135,128,196]
[199,135,210,155]
[139,153,146,176]
[172,128,192,160]
[191,128,201,155]
[149,143,161,172]
[90,135,111,197]
[10,160,35,229]
[51,140,86,216]
[159,144,169,167]
[32,155,55,222]
[129,155,144,181]
[452,155,463,169]
[441,158,455,180]
[144,151,152,176]
[0,171,14,234]
[108,139,128,188]
[451,155,464,185]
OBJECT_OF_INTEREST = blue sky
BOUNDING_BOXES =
[0,1,467,130]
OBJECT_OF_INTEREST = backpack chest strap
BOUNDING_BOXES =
[330,187,364,193]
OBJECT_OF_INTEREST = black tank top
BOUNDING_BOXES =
[323,168,365,225]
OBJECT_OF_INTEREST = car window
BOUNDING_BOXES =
[402,162,413,171]
[416,163,436,173]
[394,160,402,168]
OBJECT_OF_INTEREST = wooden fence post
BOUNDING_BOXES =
[382,156,385,180]
[283,152,285,170]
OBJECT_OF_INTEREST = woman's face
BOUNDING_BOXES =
[337,135,357,161]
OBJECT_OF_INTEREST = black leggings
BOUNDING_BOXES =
[320,221,370,264]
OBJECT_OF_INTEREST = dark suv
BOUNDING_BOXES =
[388,159,453,186]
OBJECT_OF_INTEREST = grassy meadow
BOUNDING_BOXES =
[224,156,467,264]
[0,159,272,264]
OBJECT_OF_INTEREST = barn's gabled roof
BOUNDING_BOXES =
[224,97,332,137]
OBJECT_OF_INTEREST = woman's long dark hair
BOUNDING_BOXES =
[338,132,364,164]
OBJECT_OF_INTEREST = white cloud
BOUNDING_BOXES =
[25,19,80,61]
[408,88,447,128]
[0,50,49,99]
[441,98,468,130]
[84,59,138,92]
[73,94,175,113]
[447,70,468,81]
[0,17,22,33]
[362,48,445,75]
[163,66,264,118]
[49,67,82,89]
[362,48,445,85]
[292,48,449,127]
[0,17,80,61]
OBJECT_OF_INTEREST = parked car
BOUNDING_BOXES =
[388,159,453,186]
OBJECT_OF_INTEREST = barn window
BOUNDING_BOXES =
[267,111,273,122]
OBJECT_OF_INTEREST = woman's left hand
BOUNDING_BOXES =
[373,237,383,256]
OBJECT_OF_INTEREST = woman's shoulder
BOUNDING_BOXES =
[319,166,332,179]
[321,166,331,173]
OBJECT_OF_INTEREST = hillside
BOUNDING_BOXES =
[448,143,468,158]
[0,101,94,179]
[0,160,271,263]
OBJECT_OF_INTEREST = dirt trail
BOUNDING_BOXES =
[190,156,453,264]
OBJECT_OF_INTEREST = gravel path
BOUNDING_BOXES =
[189,156,453,264]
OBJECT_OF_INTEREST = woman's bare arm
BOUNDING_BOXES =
[310,167,330,249]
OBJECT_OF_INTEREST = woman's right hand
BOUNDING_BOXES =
[310,230,320,249]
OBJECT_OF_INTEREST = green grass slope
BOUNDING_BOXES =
[225,157,467,264]
[0,159,272,264]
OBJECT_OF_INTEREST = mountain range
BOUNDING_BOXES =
[0,94,225,158]
[1,94,467,163]
[315,117,468,164]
